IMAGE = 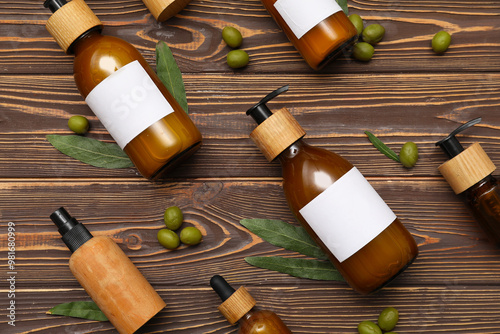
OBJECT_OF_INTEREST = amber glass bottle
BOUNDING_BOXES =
[246,86,418,295]
[44,0,202,179]
[210,275,292,334]
[260,0,358,70]
[436,118,500,247]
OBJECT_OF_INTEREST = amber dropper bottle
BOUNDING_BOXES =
[260,0,358,70]
[436,118,500,247]
[44,0,202,179]
[245,86,418,294]
[210,275,292,334]
[50,207,166,334]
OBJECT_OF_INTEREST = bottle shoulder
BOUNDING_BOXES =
[73,33,146,97]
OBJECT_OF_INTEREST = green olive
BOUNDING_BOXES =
[357,321,382,334]
[157,228,180,250]
[68,115,90,135]
[399,142,419,168]
[432,31,451,54]
[348,14,364,35]
[164,206,183,231]
[378,307,399,331]
[227,50,249,69]
[222,26,243,48]
[352,42,375,61]
[180,226,203,245]
[362,24,385,45]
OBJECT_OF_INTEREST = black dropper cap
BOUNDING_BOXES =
[435,118,482,159]
[43,0,67,13]
[210,275,235,302]
[50,207,93,253]
[246,85,289,125]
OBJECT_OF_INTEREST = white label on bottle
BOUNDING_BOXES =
[299,167,396,263]
[274,0,342,39]
[85,60,174,149]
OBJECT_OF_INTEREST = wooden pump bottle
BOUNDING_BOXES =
[210,275,292,334]
[44,0,202,179]
[260,0,358,70]
[436,118,500,247]
[50,207,166,334]
[246,86,419,294]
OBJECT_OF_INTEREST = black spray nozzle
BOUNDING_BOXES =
[50,207,93,253]
[210,275,236,302]
[246,85,289,124]
[43,0,67,13]
[435,118,482,159]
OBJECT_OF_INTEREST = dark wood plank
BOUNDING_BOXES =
[1,179,499,288]
[1,73,499,178]
[0,0,499,74]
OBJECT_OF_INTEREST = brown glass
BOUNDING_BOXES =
[261,0,358,70]
[277,141,419,294]
[238,309,292,334]
[464,175,500,247]
[72,30,202,179]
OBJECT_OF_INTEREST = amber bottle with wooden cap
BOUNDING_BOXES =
[245,86,418,294]
[50,207,165,334]
[141,0,191,22]
[260,0,358,70]
[44,0,202,179]
[436,118,500,247]
[210,275,292,333]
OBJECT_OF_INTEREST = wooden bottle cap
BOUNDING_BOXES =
[45,0,102,54]
[142,0,191,22]
[438,142,496,194]
[250,107,306,161]
[217,286,256,325]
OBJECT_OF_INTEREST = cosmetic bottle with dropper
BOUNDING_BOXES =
[436,118,500,247]
[210,275,292,333]
[50,207,166,334]
[245,85,418,294]
[44,0,202,179]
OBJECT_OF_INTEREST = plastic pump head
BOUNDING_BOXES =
[50,207,93,253]
[435,118,482,159]
[44,0,67,13]
[246,85,289,124]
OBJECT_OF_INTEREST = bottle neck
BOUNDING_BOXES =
[464,174,496,198]
[70,28,102,55]
[277,139,306,165]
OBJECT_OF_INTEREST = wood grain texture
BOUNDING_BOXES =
[1,0,500,333]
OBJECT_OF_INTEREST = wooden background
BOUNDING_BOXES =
[1,0,500,333]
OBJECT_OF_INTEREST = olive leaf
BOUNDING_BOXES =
[336,0,349,15]
[156,41,188,113]
[245,257,344,281]
[240,219,328,260]
[47,301,108,321]
[46,135,133,169]
[365,131,401,163]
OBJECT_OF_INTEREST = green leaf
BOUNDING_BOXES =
[336,0,348,15]
[240,219,328,260]
[245,256,344,281]
[46,135,133,169]
[365,131,401,163]
[156,41,188,113]
[47,301,108,321]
